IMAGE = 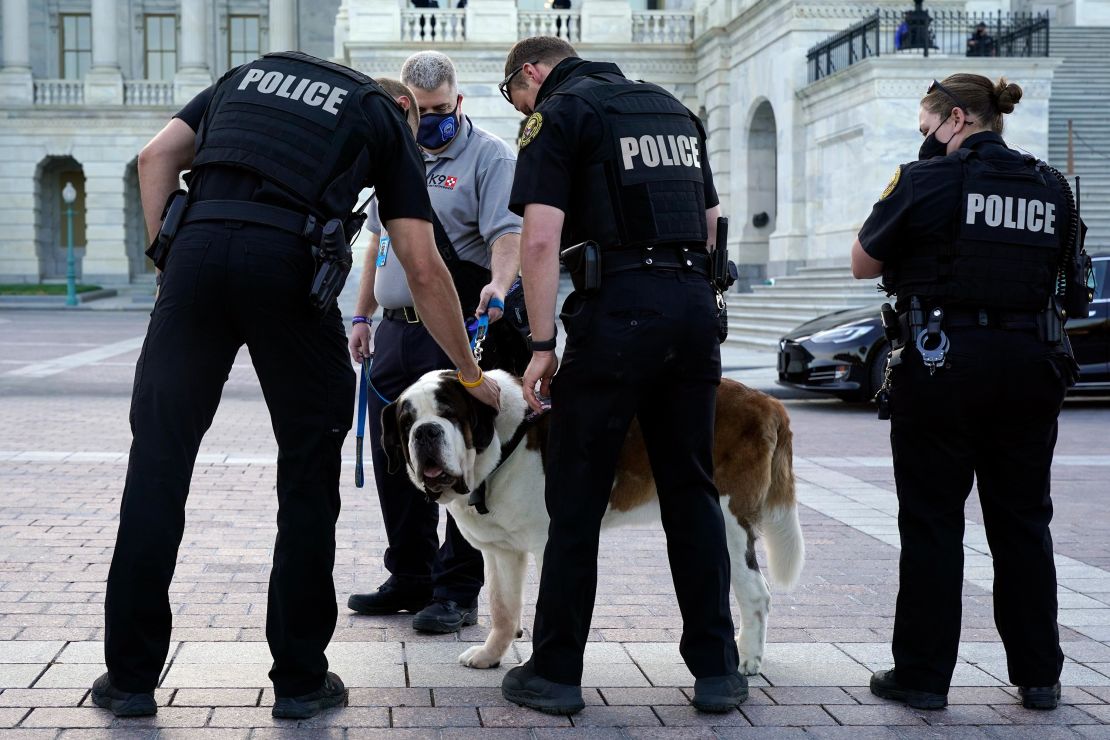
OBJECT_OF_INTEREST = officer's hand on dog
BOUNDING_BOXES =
[460,366,502,411]
[476,284,505,323]
[348,322,374,364]
[523,351,559,414]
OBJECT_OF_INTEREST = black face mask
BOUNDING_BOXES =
[918,113,954,160]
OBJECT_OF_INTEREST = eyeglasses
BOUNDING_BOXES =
[498,60,537,105]
[927,79,975,122]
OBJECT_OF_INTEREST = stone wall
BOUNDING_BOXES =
[797,55,1060,267]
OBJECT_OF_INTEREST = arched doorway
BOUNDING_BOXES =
[744,100,778,264]
[34,156,87,280]
[124,158,155,280]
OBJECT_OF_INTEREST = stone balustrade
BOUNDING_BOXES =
[32,79,84,105]
[518,10,581,43]
[123,80,174,106]
[400,8,466,43]
[632,11,695,45]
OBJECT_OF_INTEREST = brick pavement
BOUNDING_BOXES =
[1,310,1109,738]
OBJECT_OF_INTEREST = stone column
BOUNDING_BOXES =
[85,0,123,104]
[467,0,518,43]
[0,0,34,104]
[334,0,350,60]
[347,0,402,44]
[581,0,632,44]
[269,0,297,51]
[175,0,212,105]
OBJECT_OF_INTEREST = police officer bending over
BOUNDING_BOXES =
[92,51,499,720]
[496,36,747,716]
[852,74,1088,712]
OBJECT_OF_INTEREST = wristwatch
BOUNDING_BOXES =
[530,336,557,352]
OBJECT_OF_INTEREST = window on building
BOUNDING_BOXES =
[57,170,87,249]
[229,16,261,68]
[144,15,177,81]
[60,14,92,80]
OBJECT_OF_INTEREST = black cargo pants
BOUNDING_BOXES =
[531,267,740,685]
[888,326,1068,695]
[104,222,354,698]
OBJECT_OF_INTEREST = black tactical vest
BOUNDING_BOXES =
[192,51,393,221]
[551,73,708,250]
[883,146,1067,311]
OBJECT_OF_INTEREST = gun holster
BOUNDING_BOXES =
[144,189,188,271]
[309,218,352,313]
[560,240,600,295]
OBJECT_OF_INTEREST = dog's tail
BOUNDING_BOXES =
[761,410,804,590]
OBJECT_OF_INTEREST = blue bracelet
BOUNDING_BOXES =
[352,316,371,326]
[487,297,505,312]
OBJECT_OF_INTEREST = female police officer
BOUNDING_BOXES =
[851,74,1080,711]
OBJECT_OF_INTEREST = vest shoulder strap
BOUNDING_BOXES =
[263,50,374,86]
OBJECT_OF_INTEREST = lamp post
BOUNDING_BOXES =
[62,182,78,307]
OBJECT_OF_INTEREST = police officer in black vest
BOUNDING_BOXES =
[852,74,1086,712]
[92,51,501,720]
[495,36,746,716]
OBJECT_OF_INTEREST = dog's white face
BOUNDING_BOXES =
[381,370,501,500]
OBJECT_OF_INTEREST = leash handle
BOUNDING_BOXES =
[468,314,490,362]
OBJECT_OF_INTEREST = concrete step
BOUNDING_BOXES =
[723,333,781,351]
[725,297,880,312]
[742,289,882,302]
[757,276,877,290]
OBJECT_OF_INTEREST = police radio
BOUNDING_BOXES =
[712,217,737,343]
[309,218,353,312]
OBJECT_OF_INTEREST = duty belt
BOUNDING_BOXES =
[382,307,422,324]
[602,247,711,277]
[182,200,327,243]
[897,307,1040,339]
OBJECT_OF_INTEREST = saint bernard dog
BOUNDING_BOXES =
[380,369,804,675]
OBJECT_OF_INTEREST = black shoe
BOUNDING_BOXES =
[347,583,429,616]
[1019,681,1061,710]
[90,673,157,717]
[691,672,749,712]
[272,672,348,719]
[869,669,947,710]
[501,659,585,716]
[412,599,479,633]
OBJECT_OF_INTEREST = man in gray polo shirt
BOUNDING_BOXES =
[347,54,522,633]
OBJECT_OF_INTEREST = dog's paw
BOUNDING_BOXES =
[458,645,503,669]
[738,652,763,676]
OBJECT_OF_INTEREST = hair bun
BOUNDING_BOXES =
[994,78,1023,114]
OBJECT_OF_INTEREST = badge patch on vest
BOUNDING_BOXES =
[880,166,902,199]
[519,113,543,148]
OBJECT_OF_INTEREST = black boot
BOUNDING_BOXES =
[412,599,479,633]
[870,669,947,710]
[1019,681,1061,710]
[272,672,348,719]
[501,659,585,715]
[90,673,157,717]
[691,672,749,712]
[347,582,429,616]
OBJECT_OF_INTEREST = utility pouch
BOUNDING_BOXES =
[1038,297,1065,344]
[712,217,736,343]
[880,303,901,345]
[309,218,353,312]
[560,240,601,295]
[145,189,187,270]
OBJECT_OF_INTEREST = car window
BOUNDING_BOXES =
[1093,258,1109,301]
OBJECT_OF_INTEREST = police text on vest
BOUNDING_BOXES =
[238,68,348,115]
[966,193,1055,234]
[619,135,701,170]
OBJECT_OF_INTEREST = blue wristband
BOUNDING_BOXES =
[352,316,371,326]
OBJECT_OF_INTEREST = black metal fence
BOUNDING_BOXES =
[807,10,1050,84]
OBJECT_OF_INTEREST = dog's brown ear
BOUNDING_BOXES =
[468,395,499,452]
[380,401,406,474]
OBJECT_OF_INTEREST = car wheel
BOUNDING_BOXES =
[840,341,889,404]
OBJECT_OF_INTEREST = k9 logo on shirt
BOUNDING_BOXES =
[429,174,458,190]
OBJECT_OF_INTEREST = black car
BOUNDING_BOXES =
[777,255,1110,402]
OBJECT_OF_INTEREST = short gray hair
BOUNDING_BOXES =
[401,51,457,94]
